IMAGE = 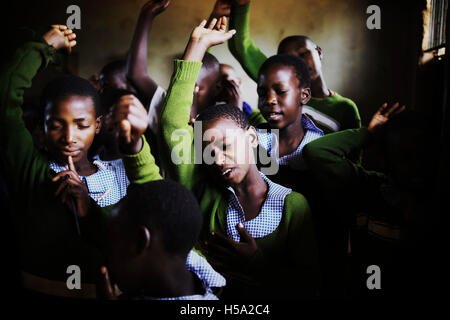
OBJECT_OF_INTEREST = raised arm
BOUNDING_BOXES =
[228,1,267,82]
[126,0,170,106]
[160,17,236,190]
[0,26,75,193]
[107,94,162,184]
[303,102,405,193]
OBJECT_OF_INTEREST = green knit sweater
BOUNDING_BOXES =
[228,2,361,134]
[302,127,386,210]
[0,41,161,297]
[157,59,320,298]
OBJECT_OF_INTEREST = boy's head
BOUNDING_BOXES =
[197,104,259,187]
[381,111,436,190]
[219,63,242,88]
[278,35,323,81]
[191,53,221,120]
[107,180,202,295]
[41,75,102,164]
[99,60,136,93]
[257,54,311,130]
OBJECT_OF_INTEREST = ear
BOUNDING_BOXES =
[300,87,311,106]
[95,115,103,134]
[246,126,259,149]
[136,225,151,256]
[316,46,323,60]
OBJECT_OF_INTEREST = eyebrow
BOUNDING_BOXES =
[47,117,89,123]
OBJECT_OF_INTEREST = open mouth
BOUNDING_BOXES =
[222,168,233,177]
[266,112,283,121]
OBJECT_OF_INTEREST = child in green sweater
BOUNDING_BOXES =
[0,25,159,298]
[159,16,319,299]
[227,0,361,134]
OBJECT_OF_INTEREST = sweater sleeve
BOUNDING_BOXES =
[285,192,320,297]
[159,60,202,191]
[302,128,385,195]
[0,41,57,194]
[248,108,266,127]
[121,135,162,184]
[341,98,362,130]
[228,2,267,82]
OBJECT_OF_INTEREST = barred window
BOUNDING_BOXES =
[422,0,448,52]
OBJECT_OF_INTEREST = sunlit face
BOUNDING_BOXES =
[191,67,220,120]
[280,39,323,80]
[257,64,310,130]
[202,118,258,186]
[44,96,101,164]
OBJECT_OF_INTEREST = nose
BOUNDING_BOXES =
[213,147,226,167]
[267,90,277,105]
[63,126,74,144]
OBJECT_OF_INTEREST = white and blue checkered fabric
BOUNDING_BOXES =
[154,286,218,300]
[257,114,323,170]
[49,157,129,207]
[226,172,292,242]
[186,250,226,288]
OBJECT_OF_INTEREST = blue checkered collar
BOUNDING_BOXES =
[226,171,292,241]
[257,114,323,170]
[49,159,122,207]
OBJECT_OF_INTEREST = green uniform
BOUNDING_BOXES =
[229,2,361,134]
[0,40,161,298]
[157,59,320,298]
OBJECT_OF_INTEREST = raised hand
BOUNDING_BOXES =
[368,102,406,137]
[52,155,90,217]
[141,0,171,18]
[204,223,258,272]
[209,0,232,22]
[106,94,148,154]
[43,25,77,53]
[183,17,236,61]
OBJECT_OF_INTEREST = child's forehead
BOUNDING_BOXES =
[203,118,245,136]
[47,95,96,117]
[260,64,297,82]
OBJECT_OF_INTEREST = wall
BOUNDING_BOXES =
[2,0,423,124]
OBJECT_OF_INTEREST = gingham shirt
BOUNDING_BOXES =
[226,172,292,242]
[186,250,226,288]
[49,157,129,208]
[257,114,324,170]
[142,283,218,300]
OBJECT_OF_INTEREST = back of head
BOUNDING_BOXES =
[116,179,203,257]
[259,54,311,88]
[277,35,314,54]
[41,74,101,118]
[99,59,127,79]
[196,103,250,131]
[201,52,220,75]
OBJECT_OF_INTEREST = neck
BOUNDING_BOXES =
[74,156,97,176]
[310,73,329,98]
[100,143,121,161]
[234,165,267,198]
[279,113,305,157]
[139,255,197,299]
